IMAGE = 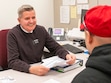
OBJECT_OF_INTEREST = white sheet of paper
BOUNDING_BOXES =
[60,6,70,23]
[62,0,70,5]
[41,56,69,68]
[77,4,89,14]
[77,0,88,3]
[62,0,76,5]
[43,79,60,83]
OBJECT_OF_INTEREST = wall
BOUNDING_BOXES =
[98,0,111,5]
[0,0,54,30]
[54,0,111,30]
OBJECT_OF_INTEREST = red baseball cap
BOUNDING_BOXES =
[80,5,111,37]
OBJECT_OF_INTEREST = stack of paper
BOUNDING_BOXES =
[41,56,83,72]
[41,56,69,68]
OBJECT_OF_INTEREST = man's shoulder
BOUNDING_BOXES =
[36,25,45,29]
[8,25,22,36]
[35,25,46,32]
[72,67,111,83]
[9,25,20,31]
[71,68,98,83]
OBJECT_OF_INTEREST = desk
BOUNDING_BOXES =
[0,53,88,83]
[44,40,87,53]
[0,41,88,83]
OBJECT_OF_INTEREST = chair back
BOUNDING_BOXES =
[0,29,9,70]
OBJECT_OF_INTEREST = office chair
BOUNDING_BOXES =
[0,29,9,70]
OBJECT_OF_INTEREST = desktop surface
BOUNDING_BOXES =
[0,41,88,83]
[0,53,88,83]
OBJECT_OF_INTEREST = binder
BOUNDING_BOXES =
[41,56,83,73]
[51,59,83,73]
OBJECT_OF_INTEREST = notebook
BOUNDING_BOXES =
[41,56,83,72]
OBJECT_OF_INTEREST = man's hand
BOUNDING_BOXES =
[29,65,50,76]
[66,54,76,65]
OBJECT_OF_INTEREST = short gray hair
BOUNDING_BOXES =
[18,4,34,18]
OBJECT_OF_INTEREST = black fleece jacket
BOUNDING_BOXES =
[71,44,111,83]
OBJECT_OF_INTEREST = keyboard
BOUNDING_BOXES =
[62,44,84,54]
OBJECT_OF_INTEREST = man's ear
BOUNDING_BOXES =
[85,30,93,44]
[18,18,20,22]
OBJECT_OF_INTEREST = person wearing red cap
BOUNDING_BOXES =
[71,5,111,83]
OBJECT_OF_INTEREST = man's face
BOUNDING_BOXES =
[18,10,36,32]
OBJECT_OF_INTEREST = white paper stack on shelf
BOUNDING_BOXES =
[66,28,85,40]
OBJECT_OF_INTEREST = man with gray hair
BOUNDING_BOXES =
[7,4,76,76]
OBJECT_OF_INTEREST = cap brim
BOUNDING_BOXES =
[80,23,84,31]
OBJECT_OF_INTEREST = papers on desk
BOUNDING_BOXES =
[41,56,69,68]
[41,56,83,73]
[43,79,60,83]
[0,76,16,83]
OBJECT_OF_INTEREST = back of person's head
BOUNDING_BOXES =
[81,5,111,37]
[81,5,111,44]
[18,4,34,18]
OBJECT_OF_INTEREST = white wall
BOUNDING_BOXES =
[0,0,54,30]
[98,0,111,5]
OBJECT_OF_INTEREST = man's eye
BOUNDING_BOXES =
[25,18,29,20]
[32,17,35,19]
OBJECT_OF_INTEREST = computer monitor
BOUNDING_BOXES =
[53,28,64,36]
[80,9,88,24]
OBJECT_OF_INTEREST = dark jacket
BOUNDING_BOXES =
[71,44,111,83]
[7,24,69,73]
